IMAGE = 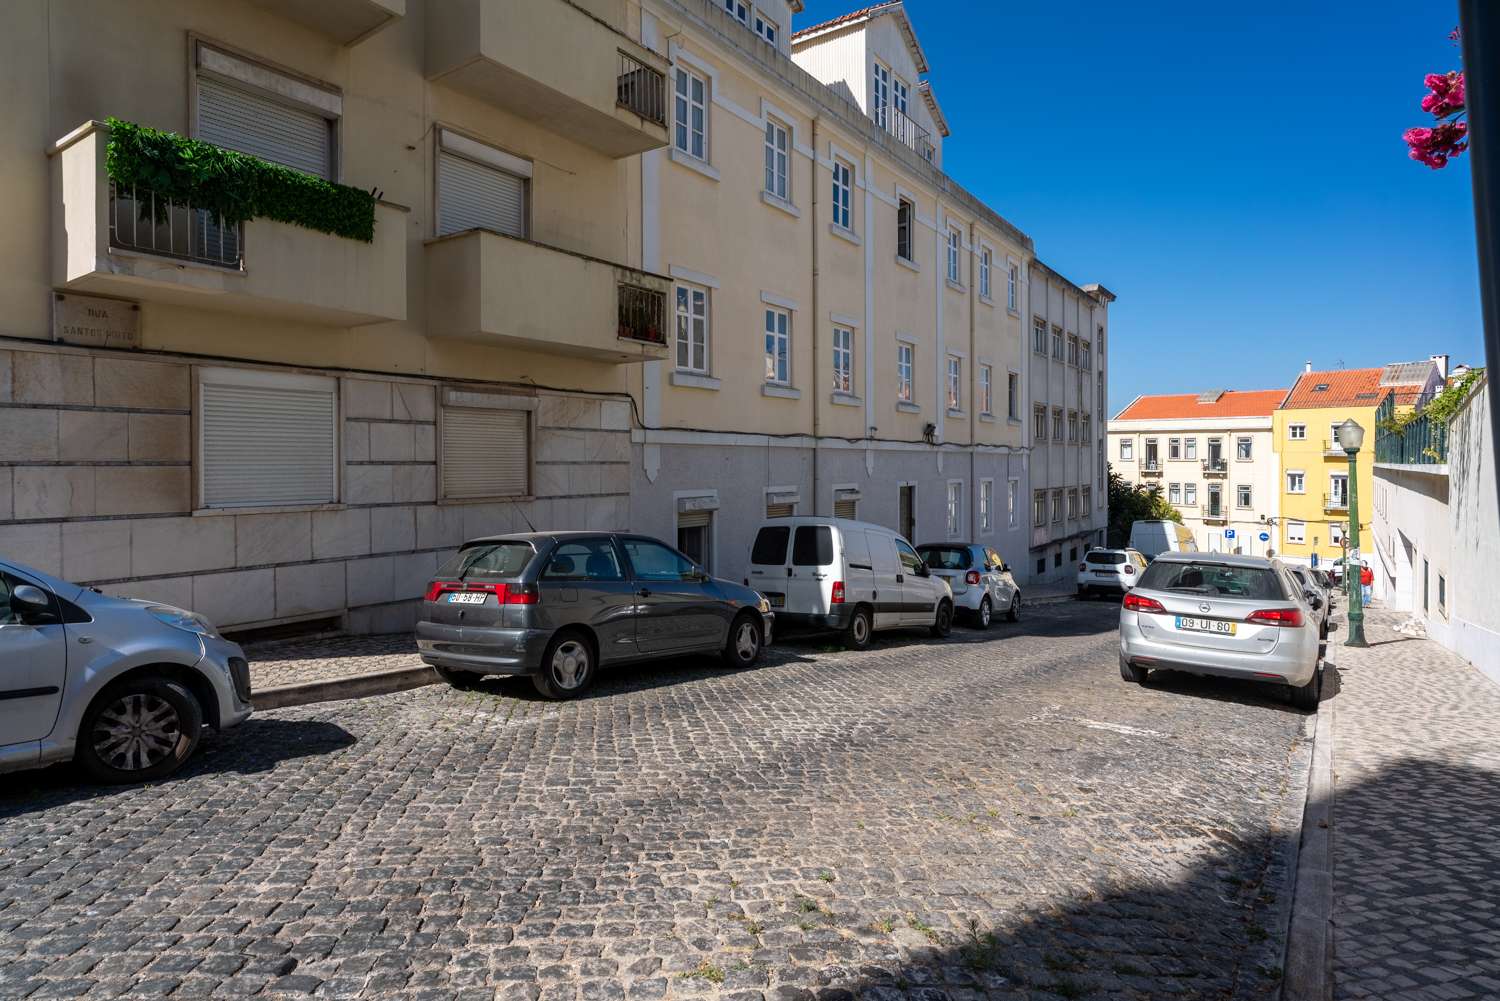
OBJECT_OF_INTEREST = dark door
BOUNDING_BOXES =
[0,568,69,745]
[536,537,640,663]
[620,537,723,655]
[899,485,916,543]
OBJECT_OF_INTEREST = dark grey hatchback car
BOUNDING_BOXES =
[416,532,774,699]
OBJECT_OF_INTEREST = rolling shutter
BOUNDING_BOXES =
[765,502,794,519]
[677,509,713,530]
[197,77,332,179]
[438,151,526,238]
[833,499,858,520]
[441,408,528,499]
[201,375,337,508]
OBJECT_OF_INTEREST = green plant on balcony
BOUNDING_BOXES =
[104,117,375,242]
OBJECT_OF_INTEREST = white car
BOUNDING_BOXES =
[746,517,954,649]
[916,543,1021,628]
[1077,548,1149,598]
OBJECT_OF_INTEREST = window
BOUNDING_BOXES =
[195,44,337,181]
[1120,439,1134,461]
[1184,483,1197,506]
[1007,372,1019,420]
[1052,489,1064,523]
[1081,339,1092,370]
[544,539,625,581]
[1008,264,1018,311]
[897,343,914,403]
[1287,521,1306,545]
[980,480,994,534]
[873,62,891,128]
[1067,411,1079,443]
[1423,557,1430,612]
[1033,405,1047,441]
[674,284,709,373]
[946,481,963,537]
[1439,574,1447,615]
[674,67,708,160]
[1237,437,1253,461]
[1288,423,1307,440]
[897,198,915,261]
[895,538,924,577]
[1184,437,1197,460]
[1052,407,1064,441]
[946,356,962,411]
[439,394,530,500]
[1237,484,1252,508]
[1034,490,1047,526]
[1067,489,1079,519]
[1032,317,1048,354]
[1067,335,1080,367]
[1169,438,1181,460]
[946,227,961,283]
[832,159,852,230]
[793,525,835,565]
[628,536,701,579]
[1097,372,1105,415]
[1099,441,1106,488]
[899,483,916,541]
[722,0,749,24]
[764,118,789,200]
[1169,482,1182,504]
[1008,479,1019,527]
[979,248,992,299]
[979,365,993,415]
[763,307,790,385]
[1037,557,1047,575]
[753,10,777,43]
[751,525,790,563]
[436,133,529,239]
[1329,473,1348,507]
[893,75,910,116]
[1206,484,1223,518]
[1081,414,1092,443]
[1052,326,1065,360]
[199,368,337,508]
[1330,523,1345,546]
[832,326,854,394]
[1287,470,1305,494]
[1081,485,1092,513]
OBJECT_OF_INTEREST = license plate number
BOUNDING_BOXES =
[447,592,487,605]
[765,593,786,608]
[1095,571,1116,577]
[1175,616,1236,635]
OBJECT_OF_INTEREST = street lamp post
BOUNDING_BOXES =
[1336,418,1368,647]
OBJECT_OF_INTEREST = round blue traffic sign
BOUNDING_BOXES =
[1258,531,1270,542]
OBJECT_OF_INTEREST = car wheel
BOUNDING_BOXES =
[843,606,873,651]
[1006,594,1020,622]
[723,613,764,668]
[1290,668,1322,711]
[1119,656,1149,685]
[532,631,596,700]
[975,596,993,630]
[930,600,953,638]
[434,664,485,689]
[76,678,203,783]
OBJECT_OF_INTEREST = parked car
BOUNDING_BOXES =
[417,532,773,699]
[0,559,252,782]
[1076,548,1148,598]
[746,517,953,649]
[1287,565,1333,636]
[1117,553,1325,709]
[1128,520,1200,561]
[915,543,1021,628]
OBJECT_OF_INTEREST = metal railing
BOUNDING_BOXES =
[1374,393,1450,465]
[1323,492,1349,512]
[617,52,666,126]
[1202,457,1228,474]
[1140,459,1163,474]
[617,283,666,345]
[109,182,243,269]
[877,104,934,159]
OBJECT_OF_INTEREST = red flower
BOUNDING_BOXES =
[1405,121,1469,169]
[1420,71,1466,118]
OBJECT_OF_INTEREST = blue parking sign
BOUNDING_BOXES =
[1224,528,1236,539]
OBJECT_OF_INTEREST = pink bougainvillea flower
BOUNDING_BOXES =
[1405,121,1469,169]
[1421,71,1466,118]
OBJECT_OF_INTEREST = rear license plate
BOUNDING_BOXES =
[1094,571,1116,577]
[1175,616,1236,635]
[765,593,786,608]
[447,592,487,605]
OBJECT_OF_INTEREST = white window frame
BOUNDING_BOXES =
[831,158,853,231]
[1287,470,1306,494]
[1288,423,1307,440]
[674,282,710,374]
[1169,482,1182,504]
[946,480,963,538]
[753,10,777,43]
[1032,316,1048,354]
[1008,478,1020,528]
[1120,439,1133,461]
[980,478,994,535]
[946,355,962,412]
[1052,489,1064,524]
[893,74,910,116]
[979,247,993,299]
[1052,407,1064,442]
[723,0,749,25]
[1185,437,1198,460]
[897,343,914,403]
[1330,522,1345,546]
[946,226,962,283]
[1007,262,1018,311]
[1329,472,1349,505]
[1184,483,1198,506]
[979,364,993,416]
[1033,490,1047,527]
[832,326,854,395]
[763,116,790,201]
[1237,436,1254,461]
[673,66,709,162]
[763,306,791,386]
[1007,371,1020,420]
[873,62,892,128]
[1287,521,1307,545]
[1168,437,1181,460]
[1081,414,1091,442]
[196,366,339,510]
[1237,483,1252,508]
[1033,405,1047,442]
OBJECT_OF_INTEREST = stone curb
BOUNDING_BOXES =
[250,665,440,711]
[1281,693,1334,1001]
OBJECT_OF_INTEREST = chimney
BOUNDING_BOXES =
[1430,354,1449,379]
[1304,361,1312,374]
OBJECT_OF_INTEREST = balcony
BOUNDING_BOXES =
[1323,493,1349,513]
[248,0,403,45]
[1203,507,1229,525]
[50,122,406,326]
[1139,459,1163,476]
[425,229,669,363]
[426,0,668,158]
[877,105,935,161]
[1202,458,1229,476]
[1323,439,1350,458]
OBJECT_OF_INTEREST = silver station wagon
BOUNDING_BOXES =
[417,532,774,699]
[1118,552,1325,709]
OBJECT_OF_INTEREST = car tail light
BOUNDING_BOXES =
[831,581,846,604]
[1247,607,1304,627]
[965,570,981,585]
[423,580,532,602]
[1123,564,1135,575]
[1079,562,1087,572]
[423,581,446,602]
[1122,593,1166,613]
[503,584,539,605]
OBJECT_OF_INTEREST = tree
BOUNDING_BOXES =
[1404,30,1468,169]
[1105,465,1183,548]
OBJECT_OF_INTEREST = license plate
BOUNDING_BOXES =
[1175,616,1236,635]
[1095,571,1116,577]
[447,592,487,605]
[765,593,786,608]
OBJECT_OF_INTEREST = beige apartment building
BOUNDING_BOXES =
[0,0,1110,635]
[1107,389,1286,555]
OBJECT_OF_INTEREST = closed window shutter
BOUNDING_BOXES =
[833,499,858,520]
[197,77,332,179]
[677,510,713,530]
[201,379,337,508]
[438,151,525,238]
[441,408,528,499]
[765,502,794,519]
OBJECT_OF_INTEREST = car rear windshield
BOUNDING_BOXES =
[751,526,790,565]
[438,542,535,579]
[1138,561,1288,601]
[919,546,970,571]
[791,526,833,567]
[1085,550,1127,566]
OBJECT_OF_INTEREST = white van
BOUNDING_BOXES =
[745,517,954,649]
[1128,520,1200,561]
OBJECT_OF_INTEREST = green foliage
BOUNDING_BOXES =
[1106,465,1182,547]
[104,118,375,242]
[1422,368,1484,426]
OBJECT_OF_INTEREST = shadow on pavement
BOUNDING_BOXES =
[0,718,356,815]
[472,645,823,702]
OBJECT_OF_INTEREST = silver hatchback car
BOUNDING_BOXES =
[1118,553,1325,709]
[1,559,253,782]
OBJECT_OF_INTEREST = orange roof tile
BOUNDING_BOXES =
[792,2,899,40]
[1281,368,1402,410]
[1113,389,1288,422]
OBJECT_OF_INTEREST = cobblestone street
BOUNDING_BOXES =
[1,601,1313,1000]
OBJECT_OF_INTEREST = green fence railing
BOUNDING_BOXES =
[1375,394,1449,465]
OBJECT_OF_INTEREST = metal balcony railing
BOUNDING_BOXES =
[1374,393,1449,465]
[617,52,666,126]
[877,104,934,160]
[1202,457,1228,475]
[617,283,665,345]
[109,182,243,269]
[1323,492,1349,512]
[1140,459,1163,475]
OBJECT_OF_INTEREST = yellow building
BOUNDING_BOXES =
[1272,361,1445,571]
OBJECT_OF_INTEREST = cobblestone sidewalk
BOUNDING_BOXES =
[244,633,423,690]
[1330,607,1500,1000]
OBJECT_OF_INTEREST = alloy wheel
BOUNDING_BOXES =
[551,640,590,690]
[735,620,760,661]
[91,693,183,772]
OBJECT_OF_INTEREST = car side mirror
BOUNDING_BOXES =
[1305,590,1323,611]
[11,584,55,623]
[690,567,709,582]
[916,564,930,577]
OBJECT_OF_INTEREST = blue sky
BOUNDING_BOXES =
[794,0,1483,414]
